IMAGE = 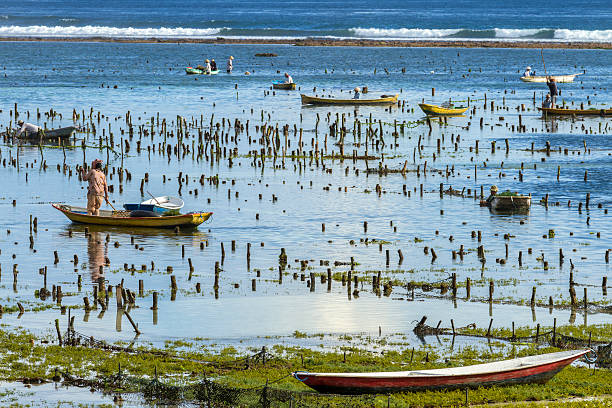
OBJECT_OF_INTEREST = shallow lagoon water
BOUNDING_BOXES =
[0,43,610,354]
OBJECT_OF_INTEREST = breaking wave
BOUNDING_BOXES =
[349,27,612,42]
[0,24,609,42]
[0,25,225,38]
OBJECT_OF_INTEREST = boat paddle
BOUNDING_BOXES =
[106,198,117,211]
[541,48,548,78]
[147,191,161,206]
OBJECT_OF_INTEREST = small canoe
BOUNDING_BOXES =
[520,73,583,83]
[272,82,296,90]
[539,107,612,116]
[490,195,531,211]
[141,196,184,214]
[293,349,589,395]
[53,204,211,228]
[419,103,468,116]
[301,94,398,105]
[185,67,219,75]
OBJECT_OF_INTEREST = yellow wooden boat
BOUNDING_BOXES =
[301,94,398,105]
[273,82,296,90]
[539,107,612,116]
[419,103,468,115]
[53,204,212,228]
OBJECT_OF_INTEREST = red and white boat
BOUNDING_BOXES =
[293,349,589,394]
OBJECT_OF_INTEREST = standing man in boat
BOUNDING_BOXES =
[226,56,234,73]
[80,159,109,216]
[284,73,293,84]
[15,120,43,138]
[204,59,212,74]
[546,77,558,108]
[210,59,217,72]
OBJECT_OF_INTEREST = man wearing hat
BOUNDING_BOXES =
[210,59,217,72]
[16,120,42,138]
[523,66,533,77]
[80,159,109,216]
[485,185,498,206]
[353,87,361,99]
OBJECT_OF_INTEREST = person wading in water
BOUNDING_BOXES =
[80,159,109,216]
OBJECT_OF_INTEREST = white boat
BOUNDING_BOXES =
[520,73,583,83]
[141,196,184,213]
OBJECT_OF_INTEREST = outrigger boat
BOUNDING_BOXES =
[185,67,219,75]
[272,81,296,90]
[419,103,468,116]
[293,349,590,395]
[301,94,398,106]
[520,73,583,83]
[53,204,211,229]
[539,107,612,116]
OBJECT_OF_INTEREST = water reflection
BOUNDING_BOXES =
[87,231,106,282]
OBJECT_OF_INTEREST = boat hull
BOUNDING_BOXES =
[185,67,219,75]
[8,126,77,140]
[301,94,398,105]
[520,74,582,83]
[490,195,531,211]
[53,204,211,228]
[273,82,296,90]
[539,107,612,116]
[294,350,588,395]
[419,103,468,115]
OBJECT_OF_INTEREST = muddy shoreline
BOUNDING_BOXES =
[0,36,610,49]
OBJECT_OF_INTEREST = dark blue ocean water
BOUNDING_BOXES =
[1,0,611,41]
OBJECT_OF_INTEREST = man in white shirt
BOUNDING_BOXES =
[226,56,234,73]
[16,120,41,137]
[523,66,533,77]
[284,73,293,84]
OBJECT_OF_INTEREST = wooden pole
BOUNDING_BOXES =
[541,48,548,78]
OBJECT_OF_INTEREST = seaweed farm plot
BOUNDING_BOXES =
[0,44,610,406]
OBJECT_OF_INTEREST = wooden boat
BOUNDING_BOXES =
[419,103,468,116]
[53,204,211,228]
[185,67,219,75]
[272,82,296,90]
[301,94,398,105]
[490,195,531,211]
[539,107,612,116]
[520,73,582,83]
[2,126,77,140]
[293,349,589,395]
